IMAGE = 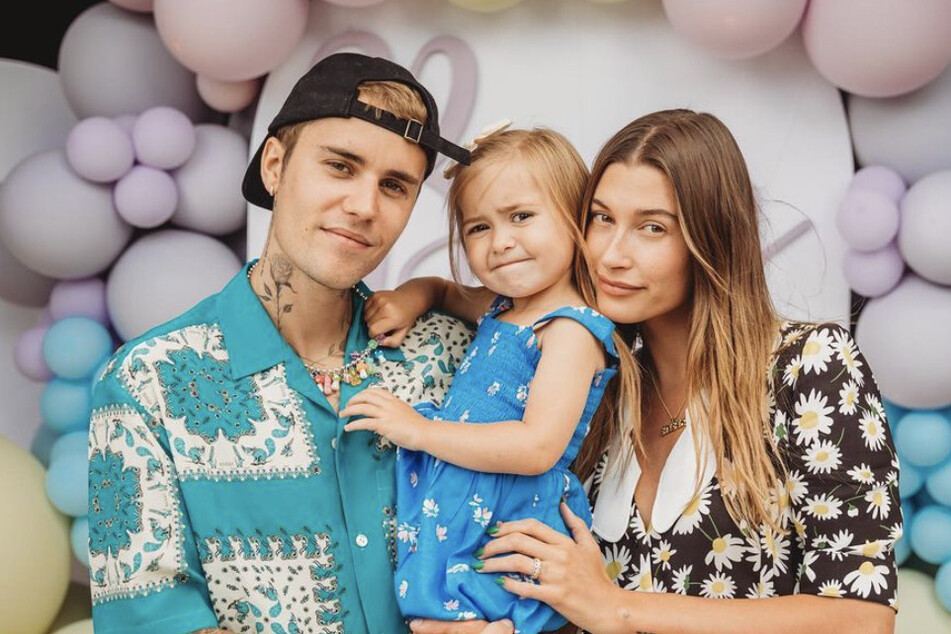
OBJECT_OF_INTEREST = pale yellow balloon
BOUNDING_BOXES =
[0,436,71,634]
[895,568,951,633]
[50,618,94,634]
[448,0,524,12]
[46,582,92,632]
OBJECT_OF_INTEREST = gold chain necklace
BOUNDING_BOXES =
[247,260,384,395]
[652,380,687,437]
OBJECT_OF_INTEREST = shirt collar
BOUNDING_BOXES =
[217,261,402,380]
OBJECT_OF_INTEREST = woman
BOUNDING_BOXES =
[420,109,900,634]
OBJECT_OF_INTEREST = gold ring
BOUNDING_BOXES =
[530,557,542,581]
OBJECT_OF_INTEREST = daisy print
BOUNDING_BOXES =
[833,328,865,383]
[624,554,659,593]
[792,389,834,446]
[818,580,844,598]
[673,484,713,535]
[799,328,834,375]
[700,572,737,599]
[761,530,791,575]
[865,393,886,420]
[859,410,887,451]
[838,380,860,416]
[844,561,890,598]
[782,355,802,387]
[804,493,844,521]
[803,440,842,475]
[671,565,694,595]
[705,534,745,571]
[819,529,855,561]
[847,463,876,485]
[604,543,633,582]
[745,577,776,599]
[782,470,808,506]
[652,540,677,571]
[864,485,891,520]
[850,539,888,560]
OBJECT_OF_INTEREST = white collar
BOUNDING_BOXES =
[591,408,718,541]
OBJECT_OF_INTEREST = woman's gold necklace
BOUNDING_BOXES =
[653,382,687,437]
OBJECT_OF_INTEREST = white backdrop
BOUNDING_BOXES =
[247,0,853,324]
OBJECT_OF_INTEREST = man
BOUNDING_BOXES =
[87,52,476,634]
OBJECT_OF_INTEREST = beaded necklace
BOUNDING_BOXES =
[247,260,386,395]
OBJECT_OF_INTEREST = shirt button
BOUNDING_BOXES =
[331,438,337,449]
[355,534,368,548]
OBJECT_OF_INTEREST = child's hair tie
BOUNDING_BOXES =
[442,118,514,179]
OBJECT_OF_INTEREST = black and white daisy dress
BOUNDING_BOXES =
[588,322,901,611]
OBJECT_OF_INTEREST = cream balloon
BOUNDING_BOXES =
[0,436,71,634]
[896,568,951,633]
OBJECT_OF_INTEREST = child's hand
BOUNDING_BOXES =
[364,290,423,348]
[341,387,428,450]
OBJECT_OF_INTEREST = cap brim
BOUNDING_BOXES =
[241,137,274,210]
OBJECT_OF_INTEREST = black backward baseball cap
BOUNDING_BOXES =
[242,52,471,210]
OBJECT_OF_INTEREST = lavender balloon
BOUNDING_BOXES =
[65,117,135,183]
[132,106,196,170]
[114,165,178,228]
[849,165,906,203]
[14,326,54,382]
[835,187,900,252]
[842,244,905,298]
[49,277,109,323]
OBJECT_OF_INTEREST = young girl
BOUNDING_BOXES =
[340,124,628,633]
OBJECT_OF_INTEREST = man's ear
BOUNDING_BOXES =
[261,136,286,195]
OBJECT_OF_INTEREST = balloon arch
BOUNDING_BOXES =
[2,1,951,632]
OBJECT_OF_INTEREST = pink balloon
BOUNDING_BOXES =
[843,244,905,298]
[196,75,261,113]
[153,0,310,82]
[803,0,951,98]
[14,327,54,382]
[662,0,808,60]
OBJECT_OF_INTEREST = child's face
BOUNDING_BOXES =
[458,159,576,299]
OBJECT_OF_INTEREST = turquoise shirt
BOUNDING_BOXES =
[88,261,472,634]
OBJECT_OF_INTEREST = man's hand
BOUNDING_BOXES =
[341,387,429,450]
[409,618,514,634]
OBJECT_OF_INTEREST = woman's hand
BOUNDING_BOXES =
[365,287,430,347]
[341,388,429,450]
[408,618,514,634]
[478,502,619,633]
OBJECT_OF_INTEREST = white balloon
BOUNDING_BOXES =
[848,64,951,184]
[898,170,951,285]
[856,274,951,409]
[171,124,250,235]
[0,60,77,181]
[107,229,241,341]
[0,150,133,279]
[58,3,212,121]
